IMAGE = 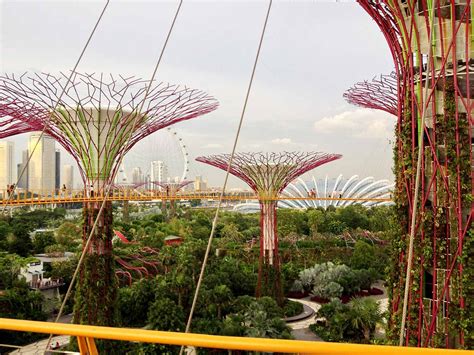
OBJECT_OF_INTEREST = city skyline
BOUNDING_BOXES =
[1,1,395,189]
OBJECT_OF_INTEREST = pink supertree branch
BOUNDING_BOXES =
[0,102,46,138]
[344,72,398,115]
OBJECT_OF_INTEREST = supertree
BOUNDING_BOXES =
[154,180,193,219]
[358,0,473,348]
[0,72,218,326]
[196,152,341,304]
[343,72,398,116]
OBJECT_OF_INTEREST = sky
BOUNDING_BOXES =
[0,0,395,189]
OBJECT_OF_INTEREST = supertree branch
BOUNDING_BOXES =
[0,72,218,187]
[196,152,341,304]
[343,72,398,115]
[0,103,46,138]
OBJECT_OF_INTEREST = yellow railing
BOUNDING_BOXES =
[0,318,470,355]
[0,189,392,207]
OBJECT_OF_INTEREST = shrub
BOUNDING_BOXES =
[313,281,343,299]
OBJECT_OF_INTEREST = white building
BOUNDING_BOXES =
[28,133,56,193]
[150,160,167,183]
[0,141,14,194]
[132,167,144,185]
[20,256,64,312]
[62,164,74,190]
[194,175,207,191]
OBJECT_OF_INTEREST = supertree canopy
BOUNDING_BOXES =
[196,152,341,304]
[358,0,473,348]
[343,72,398,116]
[0,103,45,138]
[144,180,193,219]
[0,72,218,326]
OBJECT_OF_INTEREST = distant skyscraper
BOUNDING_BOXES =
[17,149,29,189]
[114,163,128,185]
[0,141,14,192]
[132,167,143,185]
[55,150,61,190]
[62,165,73,190]
[28,133,56,193]
[150,161,167,183]
[194,175,207,191]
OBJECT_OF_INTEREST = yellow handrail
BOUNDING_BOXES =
[0,318,470,354]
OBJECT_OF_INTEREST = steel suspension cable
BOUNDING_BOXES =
[1,0,110,215]
[180,2,273,354]
[45,0,183,350]
[399,0,436,346]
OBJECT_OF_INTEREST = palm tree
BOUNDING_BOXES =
[349,298,383,342]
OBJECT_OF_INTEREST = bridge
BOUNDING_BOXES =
[0,189,392,207]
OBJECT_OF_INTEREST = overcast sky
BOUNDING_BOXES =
[0,0,395,189]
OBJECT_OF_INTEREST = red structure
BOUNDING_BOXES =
[343,72,398,116]
[0,72,218,326]
[196,152,341,304]
[358,0,473,348]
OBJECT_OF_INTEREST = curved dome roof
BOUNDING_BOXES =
[232,174,394,212]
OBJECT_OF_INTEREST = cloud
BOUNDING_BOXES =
[202,143,223,149]
[271,138,293,145]
[313,109,394,139]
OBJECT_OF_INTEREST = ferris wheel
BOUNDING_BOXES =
[123,126,190,184]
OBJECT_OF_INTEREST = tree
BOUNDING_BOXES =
[55,222,81,250]
[220,223,245,244]
[0,281,47,350]
[311,298,383,343]
[351,240,377,270]
[0,220,12,251]
[147,298,185,331]
[0,253,26,289]
[307,209,325,235]
[8,224,32,257]
[222,301,291,339]
[336,205,369,230]
[348,298,383,342]
[33,231,55,254]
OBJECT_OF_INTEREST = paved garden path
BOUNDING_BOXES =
[287,282,389,342]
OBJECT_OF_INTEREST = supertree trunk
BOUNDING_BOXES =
[74,197,116,326]
[257,200,283,306]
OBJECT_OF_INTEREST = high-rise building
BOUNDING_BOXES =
[17,149,29,189]
[150,161,167,183]
[62,165,73,190]
[55,150,61,190]
[194,175,207,191]
[132,167,143,185]
[0,141,14,193]
[114,163,128,185]
[28,133,56,193]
